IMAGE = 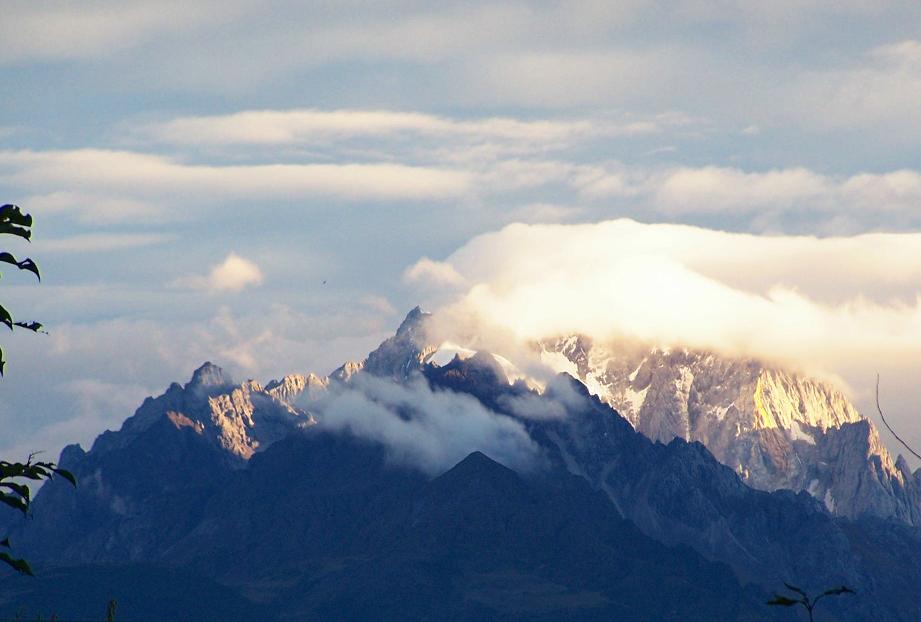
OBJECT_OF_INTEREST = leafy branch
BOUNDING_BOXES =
[767,582,855,621]
[0,454,76,576]
[0,203,45,376]
[0,203,74,576]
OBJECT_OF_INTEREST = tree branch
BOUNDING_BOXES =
[875,374,921,463]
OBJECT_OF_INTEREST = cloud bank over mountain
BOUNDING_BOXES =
[406,219,921,452]
[311,374,539,475]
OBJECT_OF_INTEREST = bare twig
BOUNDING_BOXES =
[875,374,921,463]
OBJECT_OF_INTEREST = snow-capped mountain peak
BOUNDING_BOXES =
[539,334,921,523]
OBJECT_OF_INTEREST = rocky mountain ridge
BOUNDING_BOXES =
[538,334,921,524]
[62,307,921,527]
[90,361,317,462]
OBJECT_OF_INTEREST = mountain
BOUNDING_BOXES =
[538,335,921,525]
[356,309,921,525]
[4,308,921,620]
[3,418,776,621]
[420,352,921,621]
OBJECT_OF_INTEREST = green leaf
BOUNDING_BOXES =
[766,596,800,607]
[0,252,40,281]
[0,204,34,243]
[0,204,33,228]
[52,468,77,487]
[13,321,44,333]
[0,493,29,514]
[0,481,31,502]
[19,465,50,480]
[0,551,34,576]
[822,586,856,597]
[0,222,32,241]
[0,304,12,330]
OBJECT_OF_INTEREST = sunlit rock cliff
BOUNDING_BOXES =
[91,362,316,463]
[539,335,921,524]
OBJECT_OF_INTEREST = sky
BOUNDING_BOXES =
[2,0,921,465]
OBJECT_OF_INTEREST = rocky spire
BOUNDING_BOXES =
[187,361,233,390]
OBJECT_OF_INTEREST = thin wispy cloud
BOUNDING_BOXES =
[0,149,471,206]
[35,233,176,253]
[135,109,662,147]
[793,40,921,134]
[0,0,248,64]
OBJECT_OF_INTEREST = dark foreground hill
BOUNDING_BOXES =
[3,431,774,621]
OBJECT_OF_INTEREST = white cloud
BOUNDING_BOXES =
[403,257,466,287]
[136,108,660,147]
[463,49,682,108]
[313,374,539,475]
[25,191,164,224]
[503,203,584,225]
[651,166,832,212]
[174,253,264,292]
[793,39,921,134]
[841,170,921,212]
[0,0,250,64]
[5,144,921,233]
[208,253,263,292]
[0,149,470,206]
[575,165,921,216]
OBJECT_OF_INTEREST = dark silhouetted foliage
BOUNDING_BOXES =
[768,582,855,621]
[1,204,76,575]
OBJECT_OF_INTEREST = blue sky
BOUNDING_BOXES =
[3,0,921,462]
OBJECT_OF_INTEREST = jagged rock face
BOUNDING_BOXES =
[91,362,316,462]
[362,306,437,380]
[331,360,364,382]
[264,373,328,405]
[539,335,921,524]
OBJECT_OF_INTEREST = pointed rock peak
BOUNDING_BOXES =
[436,350,505,384]
[896,455,913,479]
[396,306,430,336]
[460,450,496,466]
[58,443,86,470]
[442,450,517,479]
[331,360,363,382]
[188,361,233,390]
